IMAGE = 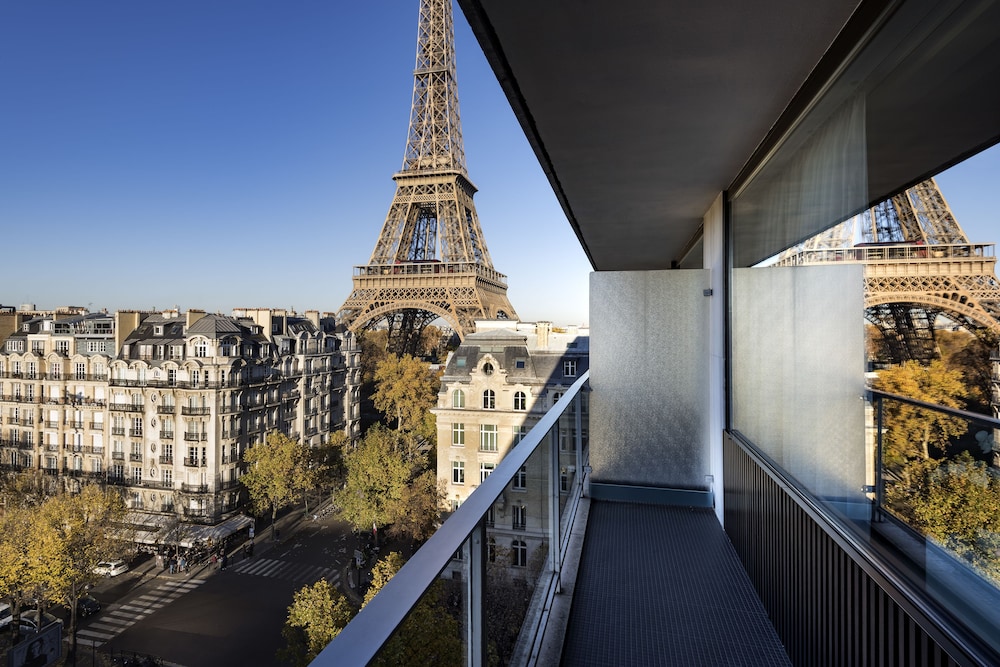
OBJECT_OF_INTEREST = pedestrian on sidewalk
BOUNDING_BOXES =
[221,553,228,571]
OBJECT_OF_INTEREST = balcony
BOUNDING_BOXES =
[180,483,209,493]
[111,451,125,461]
[160,430,174,440]
[183,432,208,442]
[183,457,208,468]
[320,372,1000,666]
[157,404,176,415]
[43,420,59,428]
[158,455,173,465]
[181,406,212,416]
[110,403,143,413]
[89,422,103,430]
[111,427,126,436]
[129,452,142,463]
[129,428,143,438]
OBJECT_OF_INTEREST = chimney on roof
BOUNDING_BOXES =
[536,321,551,350]
[186,309,206,328]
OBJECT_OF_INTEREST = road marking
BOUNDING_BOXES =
[75,577,207,648]
[231,557,338,583]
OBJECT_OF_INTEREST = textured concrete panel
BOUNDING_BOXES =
[590,270,710,489]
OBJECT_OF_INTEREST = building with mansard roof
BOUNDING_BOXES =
[433,320,588,574]
[0,306,359,546]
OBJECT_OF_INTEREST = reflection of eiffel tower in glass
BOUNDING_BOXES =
[777,177,1000,361]
[337,0,517,354]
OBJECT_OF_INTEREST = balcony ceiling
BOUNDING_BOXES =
[459,0,1000,270]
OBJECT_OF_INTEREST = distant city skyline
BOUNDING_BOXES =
[1,3,995,325]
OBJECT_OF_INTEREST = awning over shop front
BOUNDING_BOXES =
[122,512,255,548]
[176,514,255,548]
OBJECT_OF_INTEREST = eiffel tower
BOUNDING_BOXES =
[777,177,1000,362]
[337,0,517,354]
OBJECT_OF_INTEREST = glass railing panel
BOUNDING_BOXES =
[869,390,1000,655]
[315,372,589,666]
[366,539,469,666]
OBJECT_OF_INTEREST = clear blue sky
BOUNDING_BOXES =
[1,2,996,325]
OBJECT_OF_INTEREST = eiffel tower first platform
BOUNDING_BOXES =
[337,0,517,353]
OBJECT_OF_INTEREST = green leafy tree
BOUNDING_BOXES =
[386,469,444,544]
[363,552,462,667]
[334,425,411,537]
[278,578,356,666]
[359,329,390,385]
[242,431,305,540]
[29,486,129,661]
[0,506,34,642]
[886,453,1000,583]
[372,354,440,438]
[873,359,968,462]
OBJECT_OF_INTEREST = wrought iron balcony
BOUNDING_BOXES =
[181,406,212,416]
[183,456,208,468]
[129,428,143,438]
[111,427,126,436]
[110,403,143,412]
[160,430,174,440]
[157,404,176,414]
[158,455,173,465]
[183,432,208,442]
[129,452,142,462]
[180,483,209,493]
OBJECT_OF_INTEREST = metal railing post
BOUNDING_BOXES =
[549,418,561,593]
[467,522,486,666]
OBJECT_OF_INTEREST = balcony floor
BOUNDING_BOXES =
[560,500,790,666]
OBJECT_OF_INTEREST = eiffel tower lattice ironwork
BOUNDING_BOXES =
[777,177,1000,364]
[336,0,517,353]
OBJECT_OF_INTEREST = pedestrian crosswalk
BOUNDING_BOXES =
[230,557,339,585]
[76,578,207,648]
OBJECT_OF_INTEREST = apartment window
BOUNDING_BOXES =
[487,537,497,563]
[483,390,495,410]
[168,369,177,386]
[512,504,526,530]
[480,462,495,482]
[513,391,526,411]
[513,465,527,490]
[163,469,173,485]
[451,423,465,447]
[563,359,577,377]
[26,362,36,379]
[515,359,526,369]
[131,466,142,483]
[511,540,527,567]
[191,370,200,386]
[75,363,86,380]
[31,342,44,355]
[561,471,570,493]
[452,390,465,408]
[513,425,527,446]
[163,443,173,459]
[93,458,102,474]
[56,340,69,355]
[194,342,208,358]
[480,424,498,452]
[451,460,465,484]
[170,345,183,359]
[485,506,495,528]
[26,385,34,401]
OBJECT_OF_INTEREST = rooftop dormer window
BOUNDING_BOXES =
[482,362,494,376]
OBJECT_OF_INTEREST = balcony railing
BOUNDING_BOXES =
[183,457,208,468]
[111,451,125,460]
[159,455,173,465]
[181,406,212,416]
[318,371,589,665]
[129,452,142,462]
[111,427,126,436]
[183,432,208,442]
[160,430,174,440]
[157,404,176,415]
[180,483,209,493]
[866,389,1000,659]
[110,403,143,412]
[129,428,143,438]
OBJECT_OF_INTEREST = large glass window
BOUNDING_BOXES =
[483,390,495,410]
[451,423,465,447]
[451,460,465,485]
[513,391,526,411]
[452,390,465,408]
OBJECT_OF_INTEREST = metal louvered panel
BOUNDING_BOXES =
[722,432,982,667]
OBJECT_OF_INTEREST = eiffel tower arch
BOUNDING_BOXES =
[337,0,517,354]
[777,177,1000,361]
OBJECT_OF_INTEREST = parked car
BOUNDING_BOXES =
[76,595,101,618]
[18,610,59,634]
[0,602,11,629]
[94,559,129,577]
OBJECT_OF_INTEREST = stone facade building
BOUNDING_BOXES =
[433,320,588,574]
[0,306,359,544]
